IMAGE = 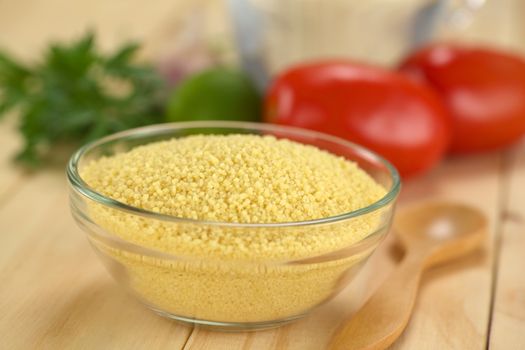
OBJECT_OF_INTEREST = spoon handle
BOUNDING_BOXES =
[329,252,427,350]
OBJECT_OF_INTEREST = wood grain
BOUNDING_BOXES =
[489,141,525,349]
[391,155,502,350]
[0,119,25,203]
[0,167,193,349]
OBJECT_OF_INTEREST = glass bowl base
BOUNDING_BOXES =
[150,307,307,331]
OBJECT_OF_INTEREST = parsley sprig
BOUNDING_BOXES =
[0,32,166,167]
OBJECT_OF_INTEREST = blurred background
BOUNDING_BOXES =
[1,0,525,176]
[1,0,524,64]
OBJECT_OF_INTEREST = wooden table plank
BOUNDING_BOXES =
[0,171,192,349]
[392,154,503,350]
[0,123,25,204]
[490,141,525,349]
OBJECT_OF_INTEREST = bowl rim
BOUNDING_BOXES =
[67,120,401,228]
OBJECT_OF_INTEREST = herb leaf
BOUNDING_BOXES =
[0,32,166,167]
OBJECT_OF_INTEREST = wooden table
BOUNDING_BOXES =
[1,1,524,349]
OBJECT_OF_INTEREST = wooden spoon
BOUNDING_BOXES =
[329,202,487,350]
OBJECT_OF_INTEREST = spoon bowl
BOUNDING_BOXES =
[394,202,487,267]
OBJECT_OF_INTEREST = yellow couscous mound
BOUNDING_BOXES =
[82,134,384,224]
[80,134,388,323]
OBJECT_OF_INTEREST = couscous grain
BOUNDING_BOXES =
[81,134,387,323]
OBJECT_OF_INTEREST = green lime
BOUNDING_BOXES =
[166,67,262,123]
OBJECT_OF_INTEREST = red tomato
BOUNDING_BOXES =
[265,61,450,178]
[400,44,525,153]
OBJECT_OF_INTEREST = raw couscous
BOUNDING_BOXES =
[81,134,387,323]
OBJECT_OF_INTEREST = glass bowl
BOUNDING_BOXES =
[67,121,401,330]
